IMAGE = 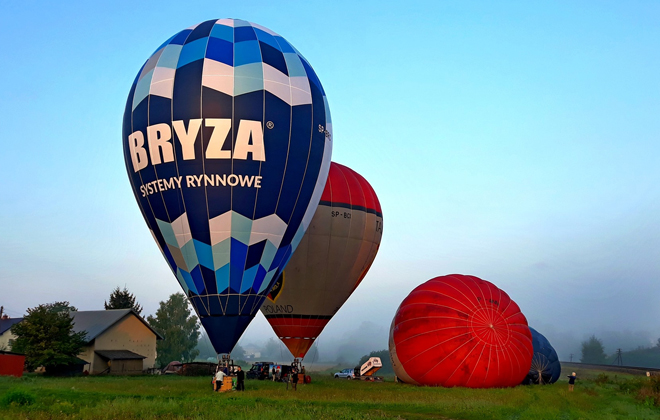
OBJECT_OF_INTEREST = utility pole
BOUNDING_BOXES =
[0,306,3,319]
[614,349,623,366]
[569,353,573,363]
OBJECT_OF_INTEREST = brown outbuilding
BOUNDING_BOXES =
[72,309,162,374]
[0,309,162,375]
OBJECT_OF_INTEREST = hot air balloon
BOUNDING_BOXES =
[521,327,561,385]
[260,162,383,359]
[122,19,332,355]
[389,274,533,388]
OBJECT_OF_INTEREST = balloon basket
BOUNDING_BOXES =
[218,376,233,392]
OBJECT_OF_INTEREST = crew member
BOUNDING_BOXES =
[236,366,245,391]
[292,370,299,391]
[213,367,226,392]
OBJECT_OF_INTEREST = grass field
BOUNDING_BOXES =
[1,367,659,420]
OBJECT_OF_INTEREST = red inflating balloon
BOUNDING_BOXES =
[389,274,532,388]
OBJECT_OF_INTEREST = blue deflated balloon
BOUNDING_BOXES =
[122,19,332,354]
[522,327,561,385]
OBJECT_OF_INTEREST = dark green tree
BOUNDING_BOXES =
[11,301,87,373]
[104,286,143,315]
[147,293,199,367]
[581,335,607,364]
[48,302,78,313]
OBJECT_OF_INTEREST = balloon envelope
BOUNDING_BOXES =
[389,274,533,388]
[122,19,332,354]
[260,162,383,358]
[522,327,561,385]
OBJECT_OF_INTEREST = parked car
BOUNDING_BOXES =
[334,368,355,379]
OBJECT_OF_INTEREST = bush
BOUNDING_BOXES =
[650,375,660,393]
[618,378,643,394]
[636,376,660,406]
[594,374,611,385]
[1,388,36,407]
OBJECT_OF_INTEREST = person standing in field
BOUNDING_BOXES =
[213,367,226,392]
[567,372,577,392]
[292,370,299,391]
[272,366,277,381]
[236,366,245,391]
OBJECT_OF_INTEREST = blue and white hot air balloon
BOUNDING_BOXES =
[122,19,332,354]
[522,327,561,385]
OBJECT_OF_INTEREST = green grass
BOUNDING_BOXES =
[1,368,659,420]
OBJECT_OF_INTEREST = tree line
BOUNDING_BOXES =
[580,335,660,368]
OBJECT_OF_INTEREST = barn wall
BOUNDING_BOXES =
[109,359,143,375]
[94,315,157,369]
[92,352,108,374]
[77,344,99,374]
[0,354,25,377]
[0,331,16,351]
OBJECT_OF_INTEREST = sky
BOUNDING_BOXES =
[1,0,659,362]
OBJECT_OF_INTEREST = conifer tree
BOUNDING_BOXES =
[580,335,607,364]
[104,286,143,315]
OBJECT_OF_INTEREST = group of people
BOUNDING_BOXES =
[213,365,245,392]
[212,364,576,393]
[212,361,312,393]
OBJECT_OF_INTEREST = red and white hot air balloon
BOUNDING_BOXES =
[260,162,383,358]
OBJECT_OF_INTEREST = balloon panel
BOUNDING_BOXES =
[389,274,533,388]
[522,327,561,385]
[123,19,332,354]
[260,163,383,358]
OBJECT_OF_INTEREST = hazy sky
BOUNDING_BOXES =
[1,1,658,362]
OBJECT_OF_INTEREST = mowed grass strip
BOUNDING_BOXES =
[1,371,659,420]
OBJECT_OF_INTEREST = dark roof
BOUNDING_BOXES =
[0,318,23,335]
[0,350,25,356]
[95,350,146,360]
[0,310,162,342]
[71,309,163,342]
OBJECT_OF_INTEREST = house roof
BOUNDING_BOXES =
[70,309,163,342]
[0,350,25,356]
[0,318,23,335]
[0,310,162,342]
[95,350,146,360]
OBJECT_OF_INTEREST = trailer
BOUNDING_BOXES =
[353,357,384,381]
